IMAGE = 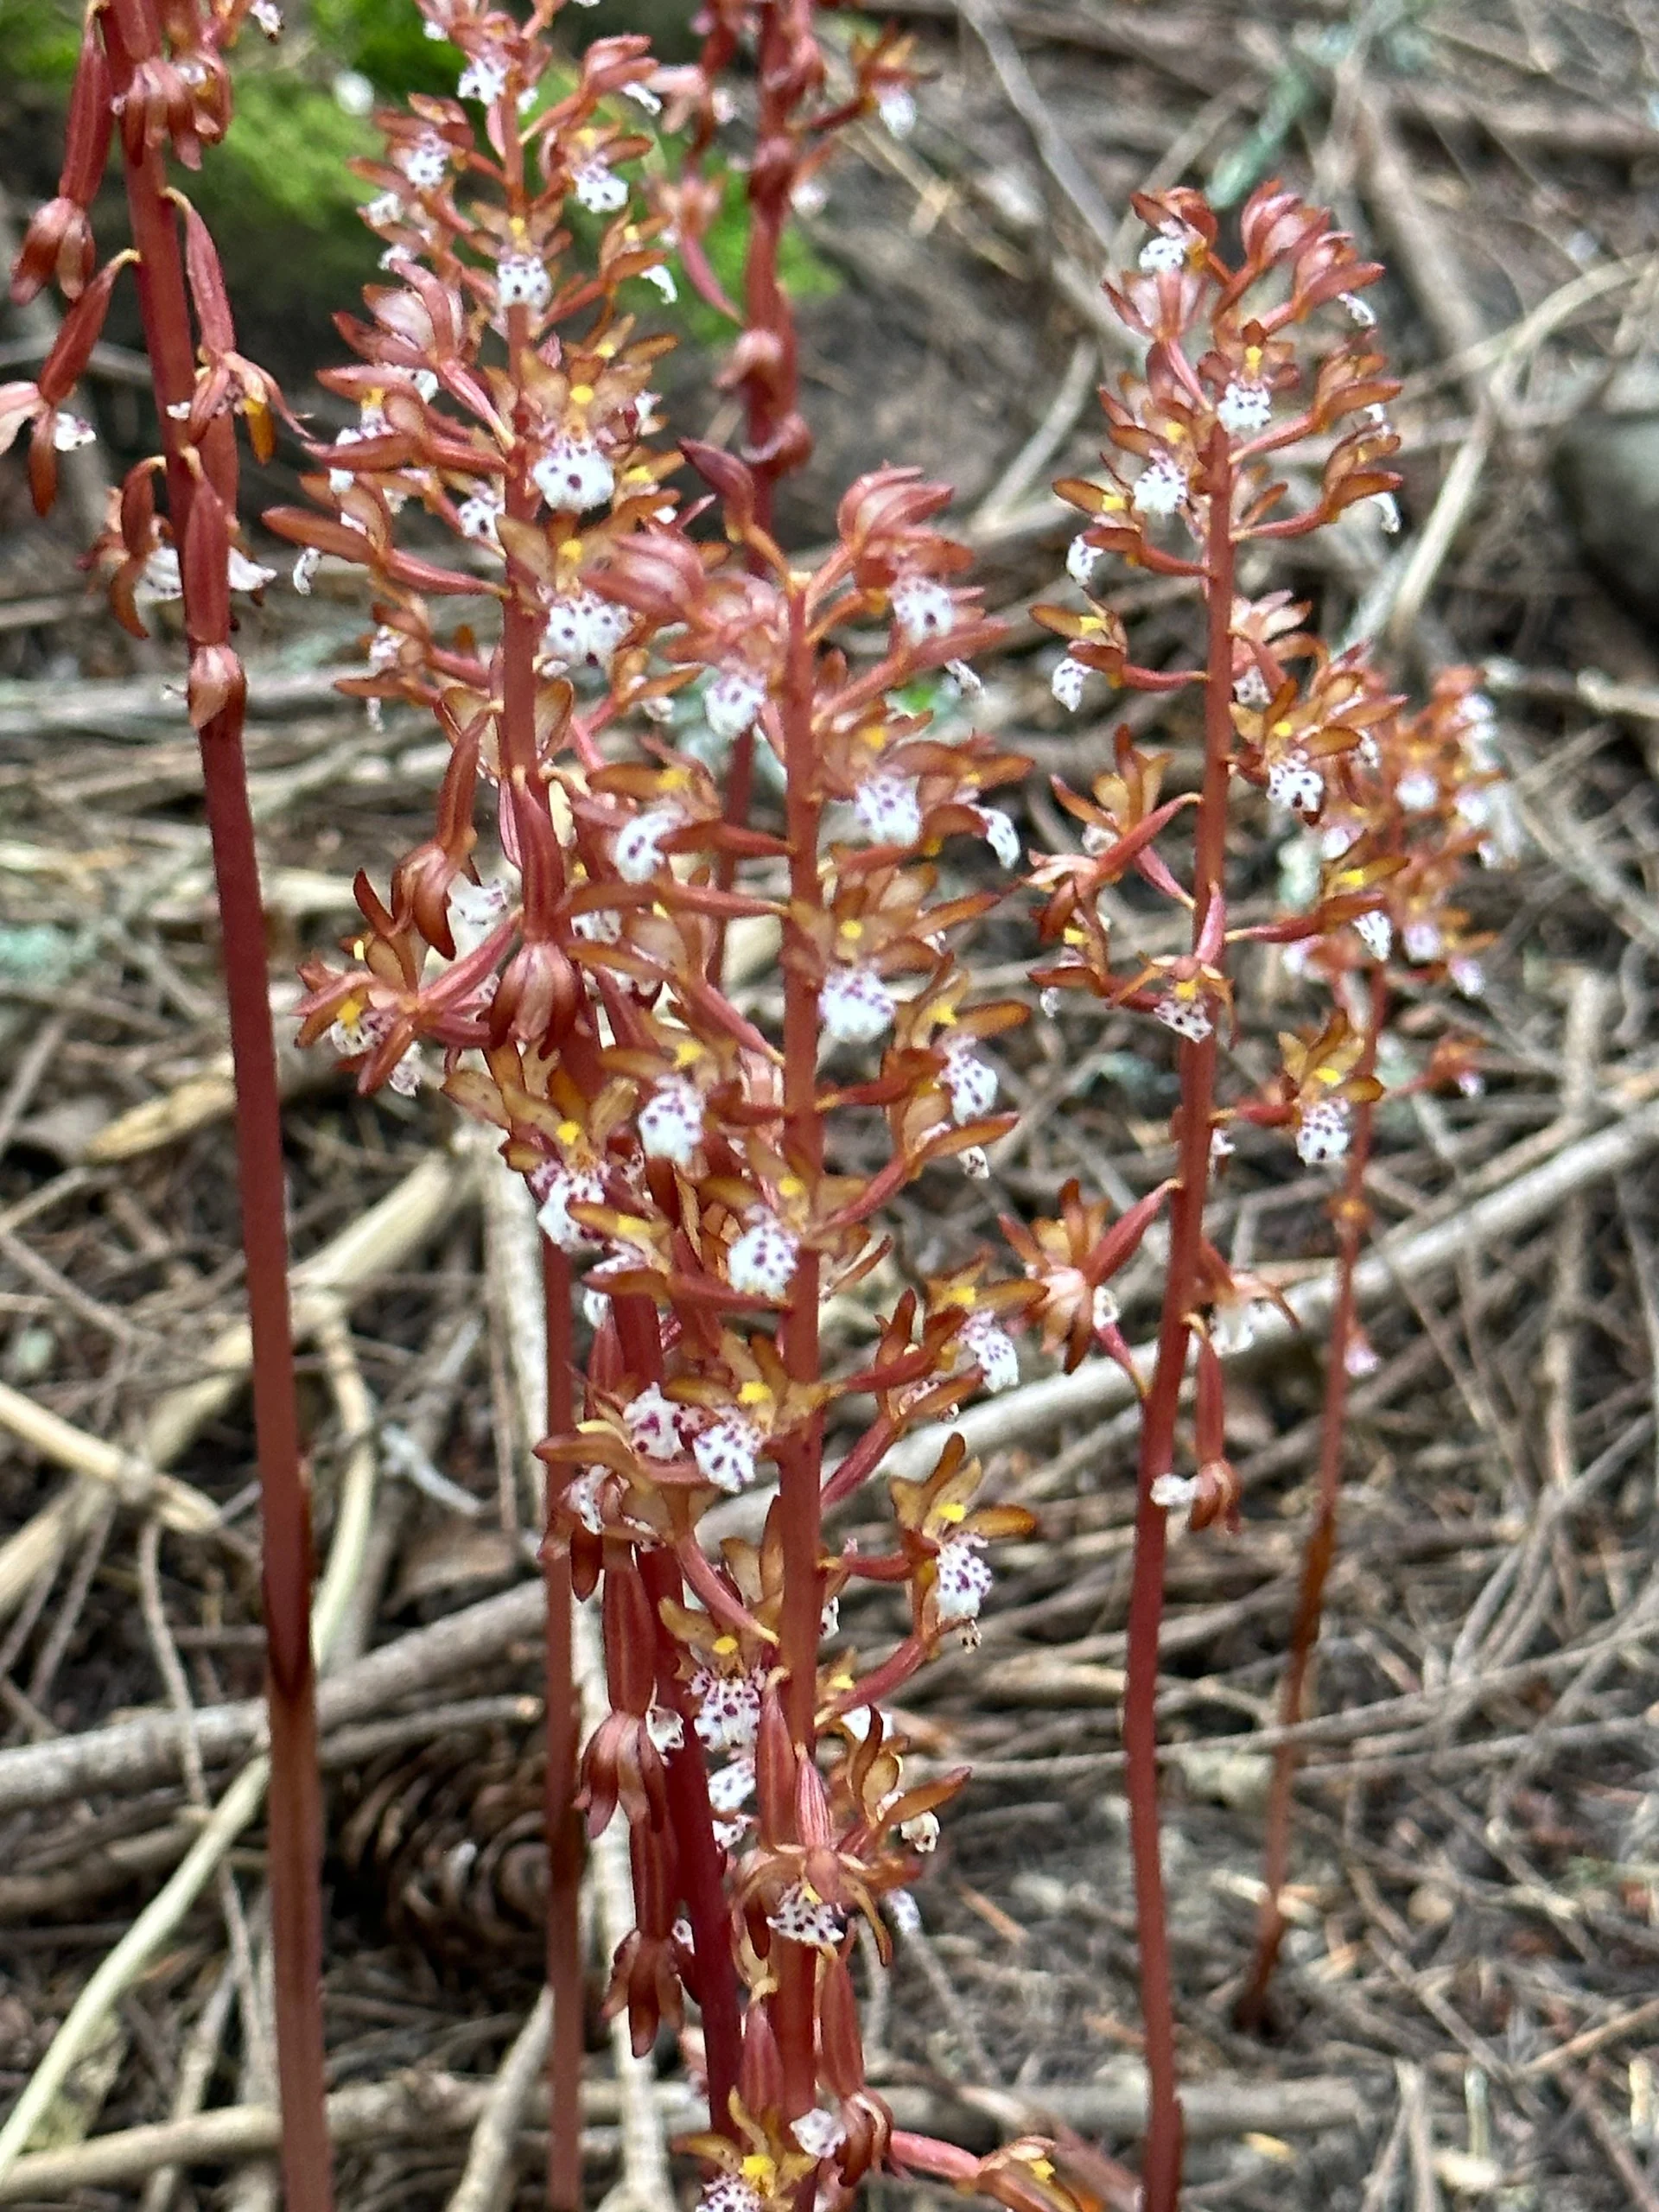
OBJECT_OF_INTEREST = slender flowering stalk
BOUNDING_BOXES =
[8,3,332,2204]
[287,11,1147,2202]
[1236,671,1506,2024]
[1029,184,1405,2209]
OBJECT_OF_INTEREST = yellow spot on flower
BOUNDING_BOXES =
[672,1039,701,1068]
[943,1285,975,1306]
[839,920,864,942]
[713,1634,740,1656]
[738,1380,768,1406]
[337,995,363,1027]
[779,1174,804,1199]
[557,1119,582,1144]
[570,384,595,405]
[740,2157,775,2188]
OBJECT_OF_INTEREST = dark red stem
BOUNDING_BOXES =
[1122,428,1235,2212]
[1236,964,1384,2028]
[542,1244,585,2211]
[96,16,333,2206]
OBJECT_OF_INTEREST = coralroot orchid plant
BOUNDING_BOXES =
[7,0,1516,2206]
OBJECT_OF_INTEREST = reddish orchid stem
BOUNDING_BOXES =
[770,576,827,2120]
[95,16,333,2209]
[1122,426,1235,2212]
[542,1244,585,2212]
[1236,963,1384,2029]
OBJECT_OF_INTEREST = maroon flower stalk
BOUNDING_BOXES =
[8,3,332,2204]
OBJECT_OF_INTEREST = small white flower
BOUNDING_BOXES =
[1066,533,1101,587]
[694,1414,763,1494]
[1320,819,1359,860]
[532,433,614,512]
[251,0,283,35]
[292,547,321,595]
[854,771,922,847]
[573,156,627,214]
[1370,492,1402,534]
[622,79,663,114]
[1296,1097,1352,1166]
[887,1888,922,1936]
[640,263,677,302]
[446,875,512,957]
[1354,908,1392,963]
[976,806,1021,870]
[1150,1472,1198,1512]
[532,1161,606,1251]
[1344,1332,1382,1378]
[1402,918,1442,964]
[1039,987,1061,1019]
[364,191,404,229]
[707,1755,755,1813]
[704,667,766,740]
[1210,1299,1262,1357]
[935,1534,993,1625]
[946,658,982,697]
[639,1077,704,1166]
[1217,378,1272,436]
[541,588,632,671]
[229,549,276,594]
[573,903,622,946]
[1234,663,1271,707]
[899,1810,940,1853]
[645,1703,684,1754]
[457,48,508,103]
[941,1037,997,1125]
[1138,223,1193,274]
[52,411,95,450]
[582,1288,610,1331]
[1154,993,1212,1042]
[1267,753,1325,814]
[961,1309,1019,1394]
[1092,1284,1119,1332]
[822,963,896,1046]
[365,623,401,674]
[141,546,183,601]
[791,172,828,217]
[728,1213,799,1300]
[1132,455,1187,517]
[626,1382,683,1463]
[768,1881,846,1949]
[496,251,550,311]
[698,2181,763,2212]
[401,133,450,190]
[876,83,917,137]
[890,575,956,644]
[1210,1125,1234,1165]
[1338,289,1377,327]
[570,1468,606,1539]
[960,1145,990,1179]
[386,1046,423,1096]
[1449,956,1485,999]
[1395,769,1438,813]
[614,805,679,884]
[690,1667,763,1752]
[456,487,504,545]
[821,1595,841,1636]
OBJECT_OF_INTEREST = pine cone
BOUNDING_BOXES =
[336,1727,550,1964]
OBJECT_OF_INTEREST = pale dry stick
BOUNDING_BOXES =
[136,1516,269,2094]
[1357,2082,1411,2212]
[969,336,1095,534]
[1352,255,1656,652]
[1397,2060,1443,2212]
[140,1956,239,2212]
[1539,972,1611,1560]
[0,1147,464,1621]
[485,1157,675,2212]
[0,1321,378,2183]
[883,1085,1659,1480]
[1565,2065,1659,2212]
[0,2071,1374,2201]
[442,1987,555,2212]
[955,0,1117,257]
[1616,1174,1659,1499]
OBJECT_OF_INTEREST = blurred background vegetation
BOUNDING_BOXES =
[0,0,836,424]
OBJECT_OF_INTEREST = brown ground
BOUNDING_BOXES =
[5,1,1659,2206]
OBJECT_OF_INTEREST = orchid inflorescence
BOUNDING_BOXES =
[8,0,1514,2198]
[277,3,1164,2204]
